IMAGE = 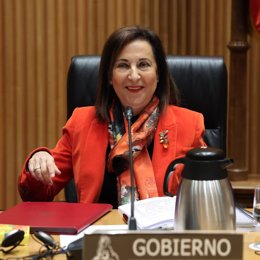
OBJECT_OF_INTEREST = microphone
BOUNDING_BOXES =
[125,106,137,230]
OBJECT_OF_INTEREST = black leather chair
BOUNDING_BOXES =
[65,55,227,202]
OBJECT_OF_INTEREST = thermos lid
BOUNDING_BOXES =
[182,147,233,180]
[187,147,225,160]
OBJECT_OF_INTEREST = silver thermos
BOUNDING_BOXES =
[164,147,236,230]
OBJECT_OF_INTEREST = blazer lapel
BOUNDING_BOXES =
[152,107,177,196]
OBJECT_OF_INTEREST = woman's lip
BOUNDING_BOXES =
[126,86,143,90]
[126,86,143,93]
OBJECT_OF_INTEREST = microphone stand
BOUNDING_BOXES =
[125,106,137,230]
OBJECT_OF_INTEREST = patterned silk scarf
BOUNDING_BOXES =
[107,96,160,205]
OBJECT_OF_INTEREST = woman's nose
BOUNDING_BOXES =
[128,67,141,81]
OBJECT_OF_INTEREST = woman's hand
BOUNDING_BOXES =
[28,151,61,185]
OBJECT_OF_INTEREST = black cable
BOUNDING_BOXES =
[0,233,71,260]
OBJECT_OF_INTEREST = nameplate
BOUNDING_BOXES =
[83,230,243,260]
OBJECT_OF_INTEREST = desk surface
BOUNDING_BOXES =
[1,210,260,259]
[231,177,260,190]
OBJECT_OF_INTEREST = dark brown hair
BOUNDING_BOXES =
[95,26,179,121]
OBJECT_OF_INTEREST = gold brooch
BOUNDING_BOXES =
[159,130,169,149]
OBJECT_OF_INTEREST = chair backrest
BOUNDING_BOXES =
[67,55,227,148]
[65,55,227,202]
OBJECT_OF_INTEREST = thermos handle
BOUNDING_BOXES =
[163,157,185,197]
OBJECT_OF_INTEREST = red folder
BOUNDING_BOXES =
[0,202,112,234]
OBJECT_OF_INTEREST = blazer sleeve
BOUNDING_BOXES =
[18,109,80,201]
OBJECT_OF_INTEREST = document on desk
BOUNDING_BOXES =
[236,206,255,228]
[118,196,176,230]
[60,225,128,248]
[118,196,256,230]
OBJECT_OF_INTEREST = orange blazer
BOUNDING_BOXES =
[18,106,206,203]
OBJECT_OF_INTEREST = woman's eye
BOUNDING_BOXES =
[115,63,129,69]
[138,62,150,69]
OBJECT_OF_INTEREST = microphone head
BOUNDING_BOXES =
[125,106,133,120]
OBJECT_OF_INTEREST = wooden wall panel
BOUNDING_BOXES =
[2,0,259,209]
[2,0,17,207]
[0,0,4,208]
[14,0,27,203]
[248,31,260,176]
[227,0,250,180]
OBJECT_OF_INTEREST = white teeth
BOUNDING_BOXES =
[127,86,142,90]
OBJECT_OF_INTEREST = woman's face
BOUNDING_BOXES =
[111,40,158,115]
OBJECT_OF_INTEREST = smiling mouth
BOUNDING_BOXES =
[126,86,144,92]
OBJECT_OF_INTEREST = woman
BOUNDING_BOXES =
[18,26,206,208]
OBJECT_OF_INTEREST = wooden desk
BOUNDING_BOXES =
[0,210,125,259]
[231,177,260,208]
[1,210,260,259]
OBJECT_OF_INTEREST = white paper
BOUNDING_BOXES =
[118,196,176,230]
[118,196,256,231]
[235,207,255,227]
[60,225,128,248]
